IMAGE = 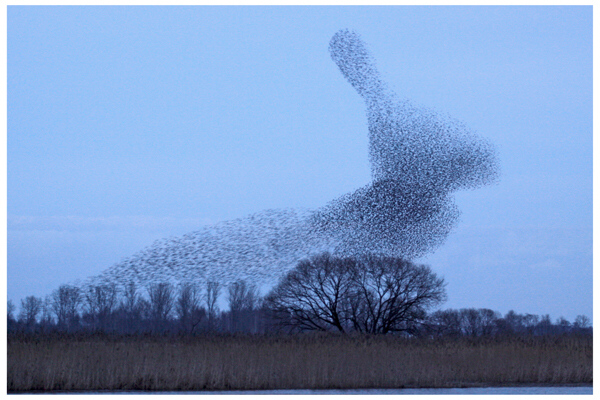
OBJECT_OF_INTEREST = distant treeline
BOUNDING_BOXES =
[8,279,592,338]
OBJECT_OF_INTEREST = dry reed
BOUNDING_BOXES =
[8,333,592,392]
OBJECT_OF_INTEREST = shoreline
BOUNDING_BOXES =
[10,385,594,395]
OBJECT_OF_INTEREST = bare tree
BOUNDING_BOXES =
[424,309,462,337]
[460,308,480,337]
[556,316,572,332]
[227,280,259,332]
[121,282,141,315]
[51,285,82,329]
[114,282,144,332]
[348,255,447,334]
[265,253,355,333]
[228,280,259,311]
[40,296,54,329]
[498,310,528,335]
[7,300,16,322]
[147,282,174,331]
[574,315,590,330]
[458,308,500,337]
[536,314,554,335]
[84,284,118,330]
[265,253,446,334]
[176,283,204,333]
[7,300,17,333]
[19,296,43,328]
[205,281,221,330]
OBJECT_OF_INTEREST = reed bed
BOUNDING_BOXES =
[8,333,592,392]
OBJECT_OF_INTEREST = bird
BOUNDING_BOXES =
[77,29,499,294]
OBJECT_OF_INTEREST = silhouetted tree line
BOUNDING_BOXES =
[7,253,591,337]
[7,280,270,336]
[422,308,591,337]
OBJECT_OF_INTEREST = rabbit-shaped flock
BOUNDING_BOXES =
[80,30,499,291]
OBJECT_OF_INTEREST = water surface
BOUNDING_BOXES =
[100,386,593,395]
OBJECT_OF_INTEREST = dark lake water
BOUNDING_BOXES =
[72,386,592,395]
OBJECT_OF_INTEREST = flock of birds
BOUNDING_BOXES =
[78,29,499,293]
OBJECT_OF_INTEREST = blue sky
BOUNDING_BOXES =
[7,6,592,322]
